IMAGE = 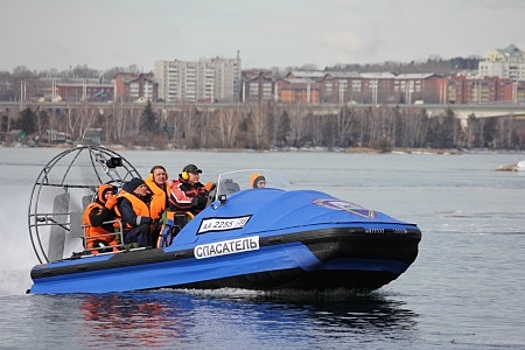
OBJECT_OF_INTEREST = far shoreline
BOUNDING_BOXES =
[3,143,525,156]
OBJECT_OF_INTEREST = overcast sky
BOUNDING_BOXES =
[1,0,524,72]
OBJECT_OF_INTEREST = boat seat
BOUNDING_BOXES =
[219,179,240,195]
[82,194,93,209]
[69,211,83,238]
[69,194,96,239]
[157,211,194,248]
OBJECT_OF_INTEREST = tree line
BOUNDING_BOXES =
[2,101,524,151]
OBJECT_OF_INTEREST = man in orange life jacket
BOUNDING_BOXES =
[144,165,172,243]
[117,177,160,247]
[144,165,172,220]
[169,164,209,215]
[82,184,120,254]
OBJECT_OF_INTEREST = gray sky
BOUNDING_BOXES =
[1,0,524,72]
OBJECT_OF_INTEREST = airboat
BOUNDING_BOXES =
[28,146,421,294]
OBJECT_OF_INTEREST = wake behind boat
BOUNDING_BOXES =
[28,146,421,294]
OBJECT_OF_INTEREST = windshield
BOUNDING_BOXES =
[215,169,292,197]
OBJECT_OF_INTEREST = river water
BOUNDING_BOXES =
[0,147,524,349]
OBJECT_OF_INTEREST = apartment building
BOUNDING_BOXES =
[479,44,525,81]
[275,78,321,104]
[394,73,445,104]
[155,52,242,104]
[444,74,525,104]
[20,73,160,103]
[318,71,359,104]
[40,73,158,103]
[246,67,525,105]
[241,70,275,103]
[113,73,158,102]
[318,72,444,104]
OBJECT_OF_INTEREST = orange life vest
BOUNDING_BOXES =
[144,178,172,220]
[82,202,119,253]
[115,190,151,230]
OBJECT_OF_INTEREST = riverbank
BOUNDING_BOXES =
[3,142,524,157]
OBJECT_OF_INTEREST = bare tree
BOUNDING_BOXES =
[465,114,477,148]
[77,104,99,141]
[214,105,241,148]
[199,109,213,148]
[178,105,201,148]
[35,108,50,137]
[111,101,129,144]
[288,103,308,147]
[65,104,79,139]
[496,116,514,149]
[308,113,325,146]
[247,105,268,149]
[337,106,354,147]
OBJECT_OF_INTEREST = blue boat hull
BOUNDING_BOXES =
[30,227,420,294]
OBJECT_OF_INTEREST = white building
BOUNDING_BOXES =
[478,44,525,81]
[155,52,241,104]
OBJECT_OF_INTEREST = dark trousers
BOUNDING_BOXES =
[124,224,151,247]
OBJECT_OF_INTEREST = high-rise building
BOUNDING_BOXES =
[479,44,525,81]
[155,52,241,104]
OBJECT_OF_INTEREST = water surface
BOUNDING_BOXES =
[0,147,524,349]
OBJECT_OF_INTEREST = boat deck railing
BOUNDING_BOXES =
[82,219,126,254]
